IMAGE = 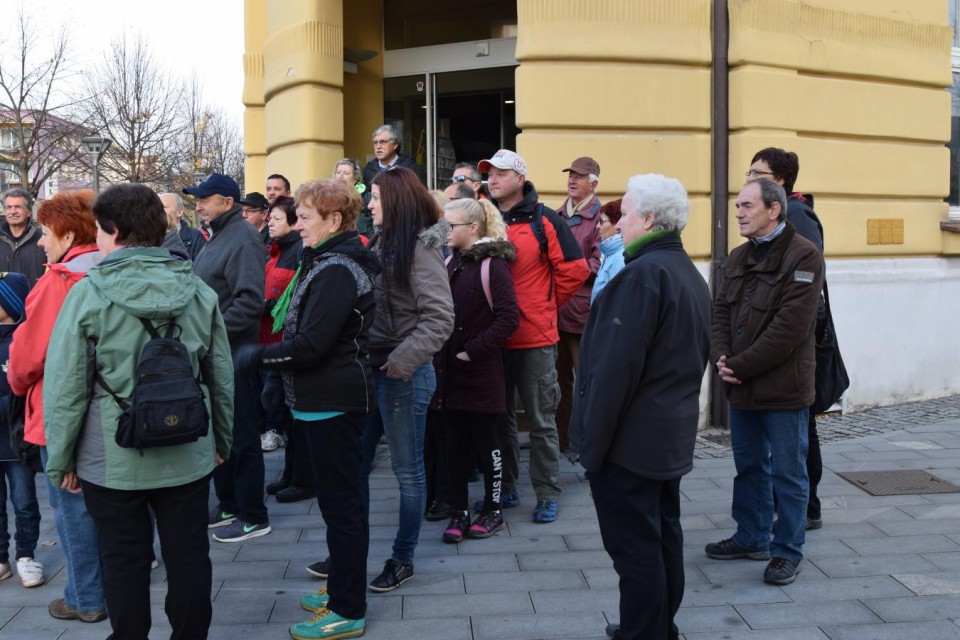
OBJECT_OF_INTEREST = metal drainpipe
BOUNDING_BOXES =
[710,0,730,429]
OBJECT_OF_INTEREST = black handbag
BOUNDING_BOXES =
[8,393,42,473]
[812,280,849,414]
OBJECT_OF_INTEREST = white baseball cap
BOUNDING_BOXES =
[478,149,527,177]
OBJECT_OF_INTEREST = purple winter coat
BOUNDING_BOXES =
[556,195,602,334]
[431,238,519,414]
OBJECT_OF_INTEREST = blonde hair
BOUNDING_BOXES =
[444,198,506,240]
[429,189,450,210]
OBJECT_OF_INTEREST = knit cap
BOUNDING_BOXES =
[0,272,29,323]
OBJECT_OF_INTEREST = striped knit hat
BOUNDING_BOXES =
[0,273,29,323]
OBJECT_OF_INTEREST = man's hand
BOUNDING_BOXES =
[455,352,470,362]
[60,471,82,494]
[716,355,742,385]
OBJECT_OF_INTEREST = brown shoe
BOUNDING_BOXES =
[48,598,107,623]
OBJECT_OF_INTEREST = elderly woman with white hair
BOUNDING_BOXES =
[570,173,712,640]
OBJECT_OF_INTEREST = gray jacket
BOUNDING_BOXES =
[192,205,266,346]
[368,221,454,381]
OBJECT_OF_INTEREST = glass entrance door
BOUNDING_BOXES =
[383,67,517,190]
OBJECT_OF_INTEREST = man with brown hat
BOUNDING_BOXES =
[555,157,603,452]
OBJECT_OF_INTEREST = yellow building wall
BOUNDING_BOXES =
[343,0,384,165]
[515,0,714,259]
[243,0,268,191]
[727,0,952,257]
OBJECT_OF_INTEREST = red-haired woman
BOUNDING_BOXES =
[8,190,106,622]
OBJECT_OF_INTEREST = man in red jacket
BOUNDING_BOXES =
[554,157,603,451]
[479,149,589,524]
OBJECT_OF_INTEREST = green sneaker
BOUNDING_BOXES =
[300,587,330,613]
[289,608,365,639]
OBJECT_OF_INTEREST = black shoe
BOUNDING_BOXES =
[424,499,451,521]
[806,517,823,530]
[705,538,771,561]
[266,480,290,496]
[369,558,414,592]
[763,557,801,585]
[605,623,619,639]
[306,558,329,579]
[276,486,316,503]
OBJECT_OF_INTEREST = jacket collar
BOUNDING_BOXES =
[208,204,243,234]
[744,222,797,272]
[624,232,683,264]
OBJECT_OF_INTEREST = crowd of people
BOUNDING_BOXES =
[0,125,829,640]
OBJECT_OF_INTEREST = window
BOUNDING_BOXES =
[948,1,960,216]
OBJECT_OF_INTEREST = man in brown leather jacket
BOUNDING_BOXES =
[705,179,823,587]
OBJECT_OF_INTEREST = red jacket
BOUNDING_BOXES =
[495,182,589,349]
[8,244,102,446]
[555,194,602,334]
[260,232,302,344]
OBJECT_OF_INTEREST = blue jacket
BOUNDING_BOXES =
[0,323,18,461]
[591,233,625,304]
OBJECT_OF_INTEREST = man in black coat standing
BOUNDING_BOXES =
[571,173,711,640]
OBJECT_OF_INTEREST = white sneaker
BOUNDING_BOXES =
[260,430,281,452]
[16,557,44,588]
[0,562,10,581]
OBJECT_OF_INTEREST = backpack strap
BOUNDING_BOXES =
[480,257,493,311]
[446,253,494,311]
[530,203,549,260]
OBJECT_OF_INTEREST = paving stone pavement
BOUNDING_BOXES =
[4,396,960,639]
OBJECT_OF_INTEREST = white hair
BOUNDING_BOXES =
[625,174,689,233]
[158,192,184,212]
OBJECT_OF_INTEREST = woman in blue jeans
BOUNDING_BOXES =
[8,191,106,622]
[361,167,453,591]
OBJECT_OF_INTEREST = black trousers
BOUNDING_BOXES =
[807,411,822,519]
[81,475,213,640]
[443,410,503,513]
[213,367,268,524]
[281,412,316,490]
[424,409,449,507]
[301,414,369,620]
[590,464,683,640]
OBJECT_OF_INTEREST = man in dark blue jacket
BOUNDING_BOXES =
[571,174,711,640]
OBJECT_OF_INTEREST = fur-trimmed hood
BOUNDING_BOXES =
[458,237,516,262]
[418,219,450,249]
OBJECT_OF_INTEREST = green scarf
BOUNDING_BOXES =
[270,238,330,334]
[624,229,677,258]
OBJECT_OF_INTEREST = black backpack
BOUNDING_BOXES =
[96,317,209,454]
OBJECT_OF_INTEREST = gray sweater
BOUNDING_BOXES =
[192,205,266,346]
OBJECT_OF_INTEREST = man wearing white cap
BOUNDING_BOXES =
[478,149,589,524]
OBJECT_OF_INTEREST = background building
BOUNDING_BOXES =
[243,0,959,423]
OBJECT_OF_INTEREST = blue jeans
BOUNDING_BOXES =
[729,408,810,565]
[361,363,435,565]
[0,459,41,562]
[40,447,105,613]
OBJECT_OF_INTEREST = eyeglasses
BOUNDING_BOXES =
[598,217,611,224]
[447,222,473,228]
[450,175,475,184]
[745,169,774,178]
[373,139,394,146]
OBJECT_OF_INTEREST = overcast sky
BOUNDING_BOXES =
[21,0,245,121]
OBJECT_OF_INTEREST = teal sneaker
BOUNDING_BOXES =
[289,608,365,639]
[300,587,330,613]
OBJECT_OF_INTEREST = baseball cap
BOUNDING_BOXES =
[239,192,269,209]
[478,149,527,177]
[183,173,242,202]
[562,157,600,177]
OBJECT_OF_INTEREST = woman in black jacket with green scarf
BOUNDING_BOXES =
[236,179,380,640]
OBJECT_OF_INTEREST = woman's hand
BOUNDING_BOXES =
[380,361,403,380]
